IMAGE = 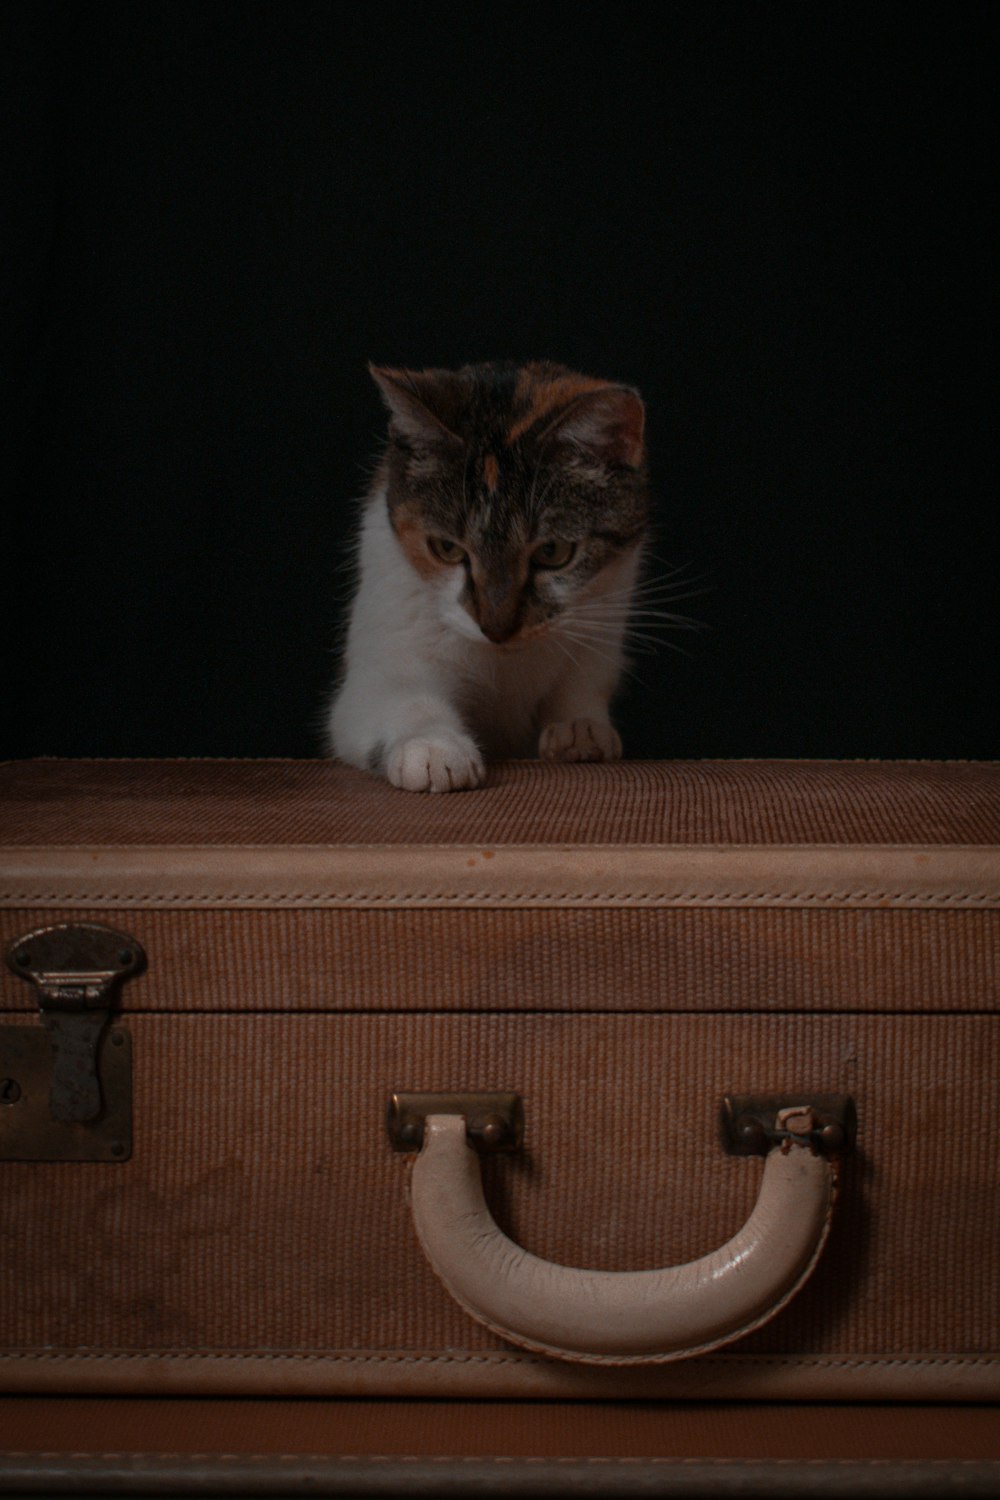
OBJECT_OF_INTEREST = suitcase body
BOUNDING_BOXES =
[1,758,997,1400]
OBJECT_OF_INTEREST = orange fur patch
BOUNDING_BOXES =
[483,453,499,492]
[390,504,439,580]
[505,373,611,445]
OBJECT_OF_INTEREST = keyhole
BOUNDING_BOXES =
[0,1079,21,1105]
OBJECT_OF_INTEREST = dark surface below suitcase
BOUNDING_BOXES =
[1,1398,999,1496]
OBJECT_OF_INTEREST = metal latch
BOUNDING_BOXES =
[2,922,143,1161]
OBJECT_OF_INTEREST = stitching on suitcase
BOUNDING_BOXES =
[5,890,997,905]
[2,1454,997,1468]
[5,1352,998,1367]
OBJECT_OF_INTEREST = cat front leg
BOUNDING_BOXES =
[537,653,623,764]
[384,719,485,793]
[539,717,622,764]
[329,678,484,792]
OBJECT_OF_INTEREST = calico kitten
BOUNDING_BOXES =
[327,360,649,791]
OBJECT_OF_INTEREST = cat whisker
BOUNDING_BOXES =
[573,600,705,620]
[559,632,647,686]
[560,621,620,657]
[629,558,712,583]
[638,551,710,582]
[628,634,693,658]
[549,632,585,674]
[563,618,641,660]
[526,450,545,521]
[569,605,706,632]
[528,468,560,523]
[582,587,710,617]
[575,581,708,610]
[564,620,694,659]
[610,579,712,603]
[633,563,705,582]
[461,445,472,524]
[554,636,650,687]
[573,616,705,637]
[566,625,664,653]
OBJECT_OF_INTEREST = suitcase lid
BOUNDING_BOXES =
[0,758,998,912]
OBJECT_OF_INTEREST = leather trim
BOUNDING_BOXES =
[2,844,997,908]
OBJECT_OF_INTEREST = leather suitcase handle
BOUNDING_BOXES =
[408,1111,838,1365]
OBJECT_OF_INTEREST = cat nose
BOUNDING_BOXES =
[474,585,521,643]
[481,620,517,644]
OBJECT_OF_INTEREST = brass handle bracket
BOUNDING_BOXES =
[721,1094,857,1157]
[387,1092,524,1155]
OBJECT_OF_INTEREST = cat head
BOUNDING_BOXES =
[370,360,649,645]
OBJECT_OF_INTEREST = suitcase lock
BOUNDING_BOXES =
[1,922,143,1161]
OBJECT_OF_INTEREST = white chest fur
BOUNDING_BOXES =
[327,493,636,789]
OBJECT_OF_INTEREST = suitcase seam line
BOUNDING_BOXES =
[4,891,997,906]
[2,1454,997,1467]
[3,1353,998,1366]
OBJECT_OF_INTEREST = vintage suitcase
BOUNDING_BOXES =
[0,757,997,1401]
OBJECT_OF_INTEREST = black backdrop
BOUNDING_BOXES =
[5,3,996,763]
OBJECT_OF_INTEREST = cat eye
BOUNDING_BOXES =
[532,539,576,569]
[428,536,467,564]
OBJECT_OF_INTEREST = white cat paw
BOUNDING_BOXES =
[538,718,622,763]
[385,733,485,793]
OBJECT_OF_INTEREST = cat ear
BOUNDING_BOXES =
[369,364,464,448]
[543,385,645,468]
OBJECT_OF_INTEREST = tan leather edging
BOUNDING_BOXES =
[1,845,997,908]
[0,1352,997,1400]
[408,1116,835,1365]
